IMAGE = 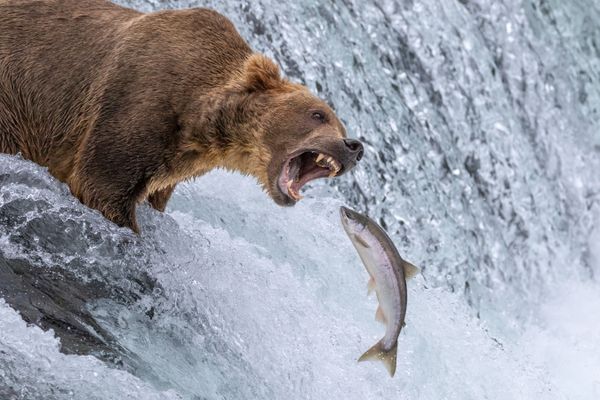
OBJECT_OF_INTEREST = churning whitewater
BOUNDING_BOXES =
[1,0,599,399]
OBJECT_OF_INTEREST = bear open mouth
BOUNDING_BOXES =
[278,151,342,201]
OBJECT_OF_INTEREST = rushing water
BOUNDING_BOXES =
[1,0,599,399]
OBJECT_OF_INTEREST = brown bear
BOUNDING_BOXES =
[0,0,363,233]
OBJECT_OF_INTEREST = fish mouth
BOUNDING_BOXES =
[340,206,352,219]
[277,150,343,202]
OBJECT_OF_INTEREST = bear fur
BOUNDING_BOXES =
[0,0,362,232]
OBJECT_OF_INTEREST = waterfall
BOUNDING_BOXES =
[1,0,599,399]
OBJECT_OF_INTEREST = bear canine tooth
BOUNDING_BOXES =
[316,153,325,163]
[288,185,302,200]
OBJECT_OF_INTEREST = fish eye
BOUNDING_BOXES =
[341,207,356,220]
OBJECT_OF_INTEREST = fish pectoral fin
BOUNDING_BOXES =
[353,234,371,248]
[375,306,387,324]
[403,261,420,280]
[367,277,376,295]
[358,340,398,377]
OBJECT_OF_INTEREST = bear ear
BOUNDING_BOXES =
[240,54,282,92]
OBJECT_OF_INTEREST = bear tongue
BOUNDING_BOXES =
[288,157,301,182]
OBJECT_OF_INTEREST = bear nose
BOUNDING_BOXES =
[343,138,364,162]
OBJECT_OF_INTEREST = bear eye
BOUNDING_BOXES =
[312,111,326,123]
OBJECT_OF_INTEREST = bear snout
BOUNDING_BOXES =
[343,138,364,163]
[328,137,364,176]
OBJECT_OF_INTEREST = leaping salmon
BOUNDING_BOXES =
[340,206,419,377]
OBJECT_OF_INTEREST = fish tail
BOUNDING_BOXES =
[358,340,398,377]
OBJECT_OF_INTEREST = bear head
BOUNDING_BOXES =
[183,54,364,206]
[237,54,365,206]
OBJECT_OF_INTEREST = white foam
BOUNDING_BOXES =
[0,299,182,400]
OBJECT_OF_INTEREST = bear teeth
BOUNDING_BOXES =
[281,152,341,202]
[286,179,302,200]
[315,153,341,175]
[330,159,341,173]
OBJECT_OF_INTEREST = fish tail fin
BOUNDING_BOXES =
[358,340,398,377]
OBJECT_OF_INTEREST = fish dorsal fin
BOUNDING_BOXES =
[375,306,387,324]
[403,261,420,280]
[353,234,370,249]
[367,277,376,295]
